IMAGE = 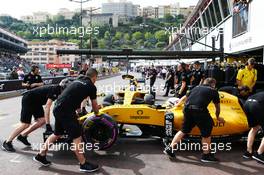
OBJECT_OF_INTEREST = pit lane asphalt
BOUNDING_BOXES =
[0,72,263,175]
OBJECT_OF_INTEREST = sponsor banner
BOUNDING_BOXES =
[46,64,72,69]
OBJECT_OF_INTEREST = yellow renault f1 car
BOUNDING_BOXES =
[77,75,252,150]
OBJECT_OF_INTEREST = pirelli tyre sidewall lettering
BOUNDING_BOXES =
[82,114,118,150]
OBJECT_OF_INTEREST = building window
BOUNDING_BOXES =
[208,3,217,27]
[202,12,209,28]
[41,58,47,61]
[197,19,202,29]
[220,0,230,18]
[213,0,222,24]
[205,9,212,28]
[232,0,249,37]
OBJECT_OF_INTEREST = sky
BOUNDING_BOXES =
[0,0,199,19]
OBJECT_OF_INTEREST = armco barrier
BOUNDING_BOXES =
[0,73,120,100]
[0,76,67,92]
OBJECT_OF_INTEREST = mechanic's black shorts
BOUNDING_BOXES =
[20,94,44,124]
[181,108,213,138]
[244,101,264,129]
[53,108,81,139]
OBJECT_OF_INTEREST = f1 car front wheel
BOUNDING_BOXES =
[82,114,118,150]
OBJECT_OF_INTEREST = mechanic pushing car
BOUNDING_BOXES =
[243,91,264,164]
[2,82,65,152]
[163,78,225,162]
[33,68,100,173]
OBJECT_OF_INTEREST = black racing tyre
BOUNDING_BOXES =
[82,114,118,150]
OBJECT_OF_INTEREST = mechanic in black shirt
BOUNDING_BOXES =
[147,66,157,96]
[163,68,175,97]
[175,63,190,98]
[191,61,205,87]
[219,85,250,101]
[148,66,157,87]
[164,78,225,162]
[2,84,64,152]
[22,65,44,90]
[34,68,100,172]
[79,63,90,114]
[79,63,89,75]
[242,91,264,163]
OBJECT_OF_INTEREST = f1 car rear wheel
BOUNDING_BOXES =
[82,114,118,150]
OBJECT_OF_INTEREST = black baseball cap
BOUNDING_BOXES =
[194,61,200,65]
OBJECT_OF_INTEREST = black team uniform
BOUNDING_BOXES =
[23,72,43,90]
[2,85,62,151]
[243,91,264,163]
[53,77,97,139]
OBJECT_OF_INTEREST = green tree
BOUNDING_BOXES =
[136,39,144,49]
[104,31,111,40]
[98,39,106,49]
[155,42,166,48]
[155,30,168,42]
[164,14,174,23]
[132,31,143,41]
[124,33,131,42]
[134,16,143,24]
[53,15,65,23]
[114,32,123,40]
[144,32,153,40]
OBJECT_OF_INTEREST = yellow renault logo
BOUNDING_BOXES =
[137,110,143,115]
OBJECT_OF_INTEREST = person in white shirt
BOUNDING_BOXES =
[17,64,25,80]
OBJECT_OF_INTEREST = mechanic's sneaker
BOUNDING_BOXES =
[17,135,31,146]
[201,153,219,163]
[2,141,16,152]
[252,152,264,164]
[33,154,51,166]
[243,151,253,159]
[163,146,175,158]
[80,162,99,172]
